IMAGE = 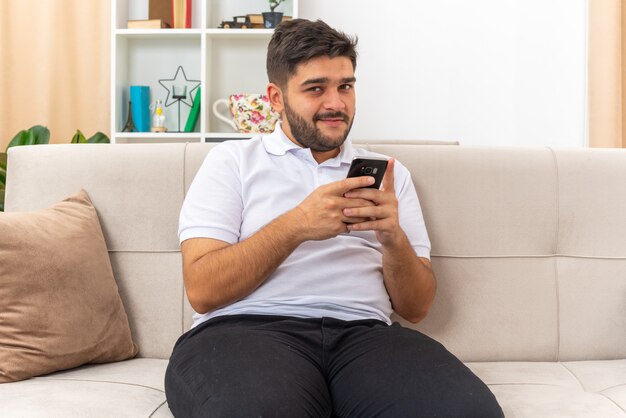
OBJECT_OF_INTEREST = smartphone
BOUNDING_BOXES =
[346,157,389,189]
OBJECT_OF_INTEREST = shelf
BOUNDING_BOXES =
[116,29,203,39]
[115,29,273,41]
[205,29,274,39]
[112,0,298,144]
[116,132,203,139]
[114,132,203,144]
[115,132,252,139]
[113,132,254,144]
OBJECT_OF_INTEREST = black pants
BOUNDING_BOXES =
[165,315,503,418]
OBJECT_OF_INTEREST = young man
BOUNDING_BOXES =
[165,19,503,417]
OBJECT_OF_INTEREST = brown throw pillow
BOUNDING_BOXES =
[0,190,138,383]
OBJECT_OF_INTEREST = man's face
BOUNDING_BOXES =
[277,56,356,153]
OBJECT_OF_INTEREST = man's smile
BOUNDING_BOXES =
[314,112,349,128]
[317,118,346,128]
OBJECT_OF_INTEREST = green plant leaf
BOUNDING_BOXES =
[7,125,50,150]
[7,130,30,149]
[0,189,4,212]
[0,153,6,193]
[71,129,87,144]
[86,131,110,143]
[29,125,50,144]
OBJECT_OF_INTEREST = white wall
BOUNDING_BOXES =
[300,0,588,147]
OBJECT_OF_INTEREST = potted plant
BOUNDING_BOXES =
[0,125,109,211]
[263,0,285,29]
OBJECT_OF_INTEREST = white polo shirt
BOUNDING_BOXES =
[179,124,431,328]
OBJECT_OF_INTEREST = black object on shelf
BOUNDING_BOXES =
[262,12,283,28]
[122,101,137,132]
[158,66,200,132]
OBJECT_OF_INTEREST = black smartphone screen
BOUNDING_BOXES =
[346,157,389,189]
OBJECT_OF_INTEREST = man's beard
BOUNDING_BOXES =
[283,99,354,152]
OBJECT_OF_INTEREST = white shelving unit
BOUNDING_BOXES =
[111,0,298,144]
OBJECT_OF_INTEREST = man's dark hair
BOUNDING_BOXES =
[267,19,358,89]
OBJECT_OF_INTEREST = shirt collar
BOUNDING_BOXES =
[262,123,301,156]
[336,138,355,166]
[262,122,355,167]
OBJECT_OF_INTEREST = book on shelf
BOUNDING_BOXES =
[184,87,201,132]
[127,19,170,29]
[149,0,172,27]
[172,0,192,29]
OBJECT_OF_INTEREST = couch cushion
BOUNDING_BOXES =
[395,257,559,362]
[0,359,172,417]
[108,252,183,359]
[557,258,626,361]
[0,190,138,382]
[36,358,168,391]
[372,146,558,256]
[564,359,626,396]
[5,144,185,252]
[556,149,626,258]
[468,360,626,417]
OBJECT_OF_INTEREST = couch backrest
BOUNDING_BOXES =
[6,143,626,362]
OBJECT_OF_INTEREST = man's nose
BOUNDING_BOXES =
[323,89,347,111]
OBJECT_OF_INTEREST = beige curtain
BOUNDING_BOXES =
[589,0,626,147]
[0,0,109,150]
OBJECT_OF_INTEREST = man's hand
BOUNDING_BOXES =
[341,158,436,323]
[342,158,402,247]
[287,175,377,241]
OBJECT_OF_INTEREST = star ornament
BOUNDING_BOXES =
[158,66,200,107]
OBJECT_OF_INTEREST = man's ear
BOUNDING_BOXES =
[267,82,285,114]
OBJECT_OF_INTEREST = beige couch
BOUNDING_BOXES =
[2,142,626,417]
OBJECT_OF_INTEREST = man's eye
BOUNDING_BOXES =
[340,84,353,91]
[307,86,323,92]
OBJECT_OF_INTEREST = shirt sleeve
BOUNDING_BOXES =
[394,160,431,259]
[178,143,243,245]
